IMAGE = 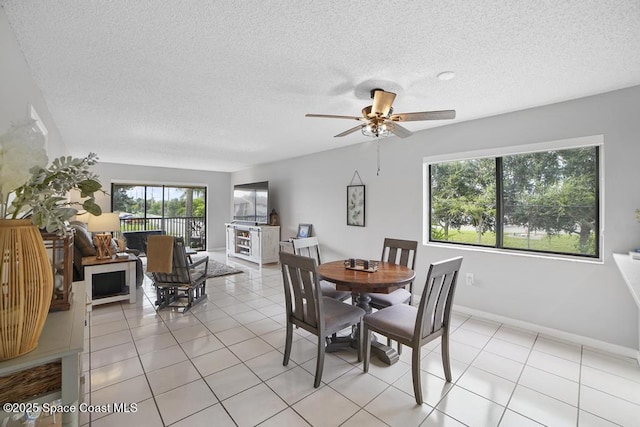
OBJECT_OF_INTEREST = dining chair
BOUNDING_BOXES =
[291,237,350,302]
[370,238,418,308]
[363,256,463,405]
[369,238,418,353]
[147,235,209,313]
[280,252,365,387]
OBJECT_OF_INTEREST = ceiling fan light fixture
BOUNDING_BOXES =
[362,121,392,138]
[305,88,455,139]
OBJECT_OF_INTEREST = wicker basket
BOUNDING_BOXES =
[0,361,61,404]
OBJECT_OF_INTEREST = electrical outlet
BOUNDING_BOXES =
[466,273,474,286]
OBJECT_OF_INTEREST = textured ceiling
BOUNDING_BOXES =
[2,0,640,172]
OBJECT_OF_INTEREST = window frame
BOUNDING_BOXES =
[423,135,604,262]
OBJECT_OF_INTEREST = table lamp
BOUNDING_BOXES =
[88,213,121,259]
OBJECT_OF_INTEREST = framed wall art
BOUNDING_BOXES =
[347,184,365,226]
[297,223,313,238]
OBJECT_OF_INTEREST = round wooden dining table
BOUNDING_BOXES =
[317,260,416,365]
[317,260,416,313]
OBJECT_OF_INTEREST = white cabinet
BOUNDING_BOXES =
[250,228,261,259]
[82,255,137,312]
[226,226,235,252]
[225,223,280,266]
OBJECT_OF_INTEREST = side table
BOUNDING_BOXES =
[0,285,85,427]
[82,255,137,311]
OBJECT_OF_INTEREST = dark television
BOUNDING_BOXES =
[233,181,269,224]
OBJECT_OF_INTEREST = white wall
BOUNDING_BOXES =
[0,8,67,158]
[91,162,231,250]
[233,86,640,350]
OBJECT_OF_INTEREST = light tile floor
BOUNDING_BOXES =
[82,251,640,426]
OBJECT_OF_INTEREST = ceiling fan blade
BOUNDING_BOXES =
[371,90,396,117]
[335,124,364,137]
[390,110,456,122]
[305,113,363,121]
[388,122,413,138]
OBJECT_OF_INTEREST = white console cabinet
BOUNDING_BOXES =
[225,223,280,266]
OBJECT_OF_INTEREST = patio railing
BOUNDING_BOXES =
[119,216,206,250]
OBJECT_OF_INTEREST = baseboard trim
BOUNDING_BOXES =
[453,304,638,361]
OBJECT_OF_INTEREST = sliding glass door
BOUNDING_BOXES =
[111,184,207,250]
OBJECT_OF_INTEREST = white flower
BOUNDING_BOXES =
[0,120,48,199]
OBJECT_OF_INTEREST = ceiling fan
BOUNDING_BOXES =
[305,89,456,138]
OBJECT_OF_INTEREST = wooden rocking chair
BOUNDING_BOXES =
[147,236,209,312]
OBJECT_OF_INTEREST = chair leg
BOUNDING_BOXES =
[314,335,325,388]
[441,332,452,382]
[412,346,423,405]
[283,321,293,366]
[155,286,168,309]
[357,320,363,362]
[363,326,372,372]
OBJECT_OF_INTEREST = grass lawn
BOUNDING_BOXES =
[439,229,595,255]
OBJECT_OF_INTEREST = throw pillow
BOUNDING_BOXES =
[71,223,97,256]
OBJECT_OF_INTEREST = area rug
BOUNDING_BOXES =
[143,258,243,278]
[206,260,243,278]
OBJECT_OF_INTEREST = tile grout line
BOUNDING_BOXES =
[447,316,508,426]
[494,330,541,426]
[576,344,583,427]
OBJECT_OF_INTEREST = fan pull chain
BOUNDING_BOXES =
[377,141,381,176]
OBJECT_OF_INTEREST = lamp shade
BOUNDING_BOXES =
[88,213,121,232]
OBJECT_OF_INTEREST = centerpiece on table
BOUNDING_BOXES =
[0,119,102,360]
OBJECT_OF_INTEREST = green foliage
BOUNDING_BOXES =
[192,198,205,217]
[112,184,206,219]
[430,226,446,241]
[112,186,137,214]
[11,153,103,232]
[431,158,496,241]
[430,146,598,256]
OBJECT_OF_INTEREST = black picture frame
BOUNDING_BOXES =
[297,223,313,238]
[347,185,365,227]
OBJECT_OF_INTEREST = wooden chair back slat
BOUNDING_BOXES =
[280,252,322,330]
[416,257,463,341]
[292,237,322,265]
[381,238,417,269]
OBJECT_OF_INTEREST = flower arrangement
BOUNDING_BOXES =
[0,120,103,232]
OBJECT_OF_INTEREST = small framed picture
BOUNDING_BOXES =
[297,223,313,238]
[347,185,365,226]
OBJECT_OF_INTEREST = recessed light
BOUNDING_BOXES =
[437,71,455,81]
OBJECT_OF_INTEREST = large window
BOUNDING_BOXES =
[428,143,600,258]
[111,184,207,250]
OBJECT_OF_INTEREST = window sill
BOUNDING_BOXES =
[425,241,604,264]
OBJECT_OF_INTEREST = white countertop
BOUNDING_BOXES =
[613,253,640,308]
